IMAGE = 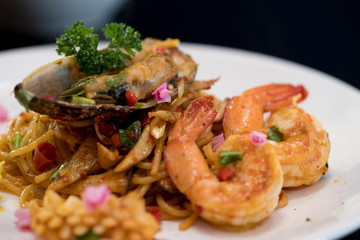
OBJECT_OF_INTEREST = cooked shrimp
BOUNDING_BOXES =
[223,83,329,187]
[164,96,283,226]
[223,83,308,137]
[266,106,330,187]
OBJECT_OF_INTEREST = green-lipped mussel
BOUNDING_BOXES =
[14,38,198,120]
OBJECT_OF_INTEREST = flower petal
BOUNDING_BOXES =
[14,208,32,231]
[0,104,8,122]
[250,131,267,146]
[211,133,225,152]
[82,184,111,212]
[152,83,173,103]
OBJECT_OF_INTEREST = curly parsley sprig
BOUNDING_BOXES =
[56,21,142,75]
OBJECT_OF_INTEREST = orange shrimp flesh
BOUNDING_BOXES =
[266,106,330,187]
[223,84,307,137]
[223,83,329,188]
[164,96,283,226]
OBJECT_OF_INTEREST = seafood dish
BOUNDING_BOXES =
[0,22,330,240]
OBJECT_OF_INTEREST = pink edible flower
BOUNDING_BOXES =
[0,103,8,122]
[212,133,225,152]
[82,184,111,212]
[15,208,32,231]
[250,131,267,146]
[152,83,173,103]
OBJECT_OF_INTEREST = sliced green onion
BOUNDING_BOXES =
[71,76,97,88]
[49,162,68,182]
[13,131,22,150]
[105,72,127,87]
[134,102,145,107]
[71,96,96,105]
[61,75,97,98]
[61,84,85,98]
[267,126,283,142]
[119,120,141,148]
[15,88,35,112]
[219,151,243,165]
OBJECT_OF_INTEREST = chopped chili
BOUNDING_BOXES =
[125,90,138,106]
[34,142,59,172]
[217,168,236,181]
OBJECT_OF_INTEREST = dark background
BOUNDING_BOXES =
[0,0,359,239]
[0,0,359,90]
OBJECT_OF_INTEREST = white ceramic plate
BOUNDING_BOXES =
[0,43,360,240]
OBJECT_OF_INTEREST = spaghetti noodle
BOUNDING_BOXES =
[0,77,221,234]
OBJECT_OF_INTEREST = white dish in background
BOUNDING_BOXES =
[0,0,129,40]
[0,43,360,239]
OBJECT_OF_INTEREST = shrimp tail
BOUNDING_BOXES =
[251,84,308,112]
[168,96,218,143]
[165,96,217,193]
[224,84,308,136]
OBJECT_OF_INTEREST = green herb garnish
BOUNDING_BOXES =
[70,96,96,105]
[61,84,85,98]
[49,162,68,182]
[134,102,145,107]
[56,21,142,75]
[75,230,100,240]
[13,131,22,150]
[15,88,35,112]
[119,120,141,148]
[267,126,283,142]
[105,72,128,87]
[219,151,243,165]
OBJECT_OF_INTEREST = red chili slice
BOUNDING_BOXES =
[216,167,236,181]
[176,106,183,113]
[111,133,122,148]
[194,204,203,214]
[44,95,55,101]
[98,120,117,137]
[154,46,172,56]
[34,142,59,172]
[125,90,138,106]
[146,206,162,223]
[140,113,150,127]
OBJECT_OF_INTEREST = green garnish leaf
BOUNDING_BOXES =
[56,21,142,75]
[15,87,35,112]
[71,76,97,88]
[13,131,22,150]
[70,96,96,105]
[134,102,145,107]
[75,230,100,240]
[61,84,85,98]
[219,151,243,165]
[61,76,97,99]
[49,162,68,182]
[103,23,142,54]
[105,72,128,87]
[119,120,141,148]
[267,126,284,142]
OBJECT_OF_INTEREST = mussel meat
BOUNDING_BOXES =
[14,38,198,120]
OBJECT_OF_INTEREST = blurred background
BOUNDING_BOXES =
[0,0,358,90]
[0,0,359,238]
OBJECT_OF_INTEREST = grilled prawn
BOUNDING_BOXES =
[164,96,283,226]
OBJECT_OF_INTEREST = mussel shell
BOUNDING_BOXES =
[14,40,198,120]
[14,83,139,120]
